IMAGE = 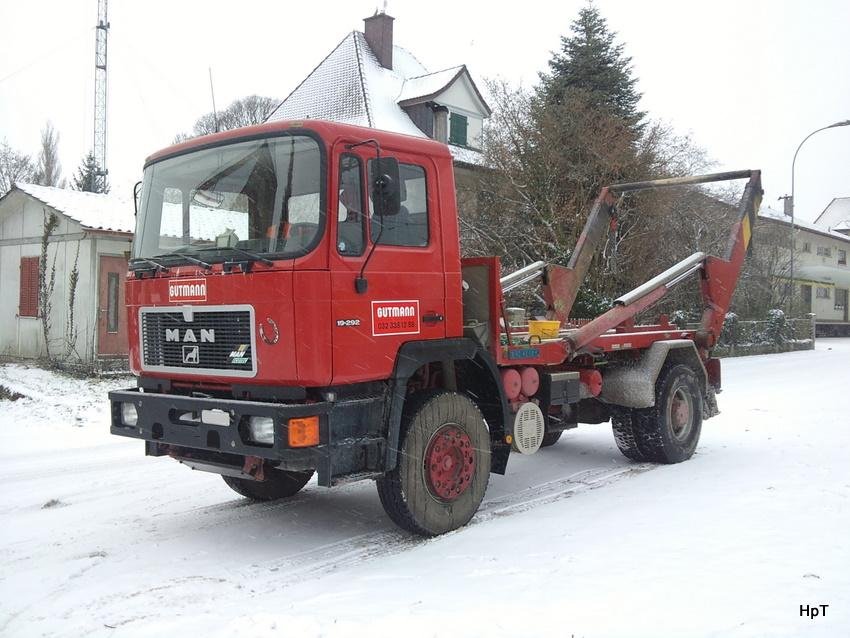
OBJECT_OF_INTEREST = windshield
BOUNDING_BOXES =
[133,134,324,263]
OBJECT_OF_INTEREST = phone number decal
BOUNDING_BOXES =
[371,300,420,336]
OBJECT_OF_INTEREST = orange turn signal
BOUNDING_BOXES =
[288,416,320,448]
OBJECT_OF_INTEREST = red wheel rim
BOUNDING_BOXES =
[424,424,475,502]
[670,388,692,440]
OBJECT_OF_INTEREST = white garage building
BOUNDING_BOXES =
[0,183,134,366]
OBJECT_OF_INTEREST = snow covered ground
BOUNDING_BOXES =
[1,341,848,637]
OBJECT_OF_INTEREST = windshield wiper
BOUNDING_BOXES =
[197,246,274,266]
[129,257,170,273]
[153,252,213,270]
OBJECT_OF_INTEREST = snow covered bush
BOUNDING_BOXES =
[720,312,741,347]
[762,308,792,346]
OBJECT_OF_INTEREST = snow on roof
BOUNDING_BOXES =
[266,31,484,165]
[813,196,850,230]
[267,33,372,130]
[268,32,424,136]
[397,66,464,104]
[449,144,485,166]
[759,205,850,243]
[14,183,134,234]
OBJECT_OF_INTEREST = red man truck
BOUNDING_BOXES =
[110,119,761,535]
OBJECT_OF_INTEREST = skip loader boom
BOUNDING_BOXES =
[110,120,762,535]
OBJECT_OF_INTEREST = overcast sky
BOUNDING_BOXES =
[1,0,848,221]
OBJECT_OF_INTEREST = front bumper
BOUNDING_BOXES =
[109,388,384,486]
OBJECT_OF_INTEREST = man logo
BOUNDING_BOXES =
[166,329,215,343]
[182,345,200,365]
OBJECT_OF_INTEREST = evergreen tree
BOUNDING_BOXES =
[72,151,109,193]
[540,3,644,132]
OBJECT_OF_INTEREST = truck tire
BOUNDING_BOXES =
[611,409,648,461]
[627,364,703,463]
[222,468,313,501]
[540,430,563,447]
[377,391,490,536]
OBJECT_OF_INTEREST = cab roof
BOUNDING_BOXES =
[144,119,454,169]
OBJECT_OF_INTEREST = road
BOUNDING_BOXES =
[1,340,848,637]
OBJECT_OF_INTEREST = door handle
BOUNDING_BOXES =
[423,313,444,323]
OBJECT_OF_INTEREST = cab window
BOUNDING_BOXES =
[369,161,429,247]
[337,155,365,256]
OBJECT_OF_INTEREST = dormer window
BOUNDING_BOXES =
[449,112,468,147]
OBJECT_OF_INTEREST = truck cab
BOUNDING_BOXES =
[129,121,461,388]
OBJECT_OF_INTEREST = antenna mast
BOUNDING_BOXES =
[93,0,109,190]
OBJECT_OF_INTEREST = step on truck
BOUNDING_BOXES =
[110,120,762,535]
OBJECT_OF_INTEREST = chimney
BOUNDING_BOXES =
[364,11,394,70]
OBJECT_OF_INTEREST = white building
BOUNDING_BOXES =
[265,11,491,218]
[266,11,491,164]
[813,196,850,237]
[0,184,134,364]
[759,205,850,334]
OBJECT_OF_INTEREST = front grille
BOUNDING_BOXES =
[141,307,255,375]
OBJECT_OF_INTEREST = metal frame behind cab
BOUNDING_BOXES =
[541,170,762,355]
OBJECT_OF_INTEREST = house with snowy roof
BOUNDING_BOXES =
[265,11,491,214]
[758,204,850,335]
[813,196,850,237]
[0,183,134,365]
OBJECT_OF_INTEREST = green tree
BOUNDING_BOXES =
[540,3,645,133]
[471,5,717,318]
[72,151,109,193]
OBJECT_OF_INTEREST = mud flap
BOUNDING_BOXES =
[599,340,709,409]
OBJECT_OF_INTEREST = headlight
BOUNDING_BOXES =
[121,402,138,426]
[247,416,275,445]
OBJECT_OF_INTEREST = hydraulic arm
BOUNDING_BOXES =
[538,170,762,354]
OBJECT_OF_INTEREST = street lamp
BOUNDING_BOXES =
[788,119,850,314]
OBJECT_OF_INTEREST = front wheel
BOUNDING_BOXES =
[222,468,314,501]
[540,430,563,447]
[377,391,490,536]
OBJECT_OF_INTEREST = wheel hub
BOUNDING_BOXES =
[424,424,475,501]
[670,389,692,439]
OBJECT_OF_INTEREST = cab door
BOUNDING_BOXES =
[330,144,446,385]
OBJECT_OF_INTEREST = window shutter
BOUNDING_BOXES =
[449,113,468,146]
[19,257,40,317]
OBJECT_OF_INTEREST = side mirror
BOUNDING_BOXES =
[371,157,401,217]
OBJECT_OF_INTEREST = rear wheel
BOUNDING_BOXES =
[377,391,490,536]
[614,364,703,463]
[611,409,648,461]
[222,468,313,501]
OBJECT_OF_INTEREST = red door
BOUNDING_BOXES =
[98,255,129,356]
[329,143,446,385]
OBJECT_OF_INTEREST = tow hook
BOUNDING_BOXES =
[242,456,266,481]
